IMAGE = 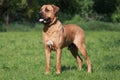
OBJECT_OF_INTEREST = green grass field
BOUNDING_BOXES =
[0,31,120,80]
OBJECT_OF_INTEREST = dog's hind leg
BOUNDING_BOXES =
[68,43,83,70]
[74,41,92,73]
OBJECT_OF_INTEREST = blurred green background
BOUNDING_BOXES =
[0,0,120,32]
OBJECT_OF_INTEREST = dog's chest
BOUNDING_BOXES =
[43,25,64,49]
[44,27,59,39]
[43,27,62,43]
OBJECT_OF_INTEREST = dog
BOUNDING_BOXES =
[39,4,92,74]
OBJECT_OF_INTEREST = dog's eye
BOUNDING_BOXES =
[45,8,50,12]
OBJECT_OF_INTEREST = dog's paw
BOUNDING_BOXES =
[88,70,92,73]
[45,71,50,75]
[56,71,61,74]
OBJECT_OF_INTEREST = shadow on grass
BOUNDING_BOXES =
[61,64,88,72]
[61,65,77,72]
[104,64,120,71]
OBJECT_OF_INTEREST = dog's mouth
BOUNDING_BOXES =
[38,12,51,24]
[39,18,51,24]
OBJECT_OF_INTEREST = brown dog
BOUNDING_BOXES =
[39,4,92,74]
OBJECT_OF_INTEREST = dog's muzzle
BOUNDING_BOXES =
[39,12,51,24]
[39,18,51,24]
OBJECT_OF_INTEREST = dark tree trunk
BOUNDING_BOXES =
[5,12,9,31]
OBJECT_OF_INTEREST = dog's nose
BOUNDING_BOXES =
[39,11,44,18]
[39,11,42,15]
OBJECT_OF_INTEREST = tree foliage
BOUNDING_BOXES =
[111,0,120,22]
[0,0,120,25]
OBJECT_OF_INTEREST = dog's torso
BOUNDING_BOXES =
[43,20,84,50]
[63,24,85,45]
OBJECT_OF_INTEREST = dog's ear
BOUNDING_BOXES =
[51,4,59,14]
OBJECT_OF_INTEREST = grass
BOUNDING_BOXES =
[0,30,120,80]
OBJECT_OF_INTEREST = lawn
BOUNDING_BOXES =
[0,31,120,80]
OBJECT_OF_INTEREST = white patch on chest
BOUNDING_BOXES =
[46,40,53,49]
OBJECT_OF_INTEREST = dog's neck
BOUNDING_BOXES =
[49,17,58,26]
[44,17,58,27]
[43,17,63,32]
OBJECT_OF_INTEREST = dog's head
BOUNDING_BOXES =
[39,4,59,24]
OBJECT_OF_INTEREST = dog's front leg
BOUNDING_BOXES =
[56,48,62,74]
[45,46,51,74]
